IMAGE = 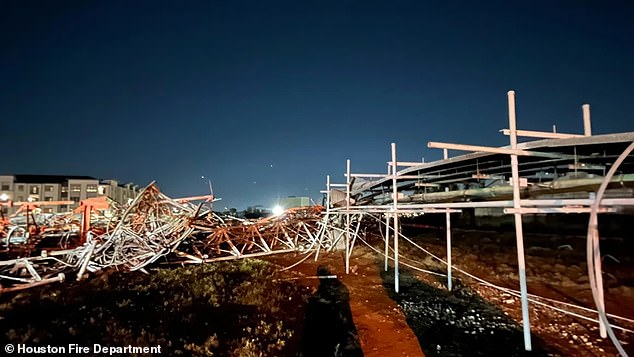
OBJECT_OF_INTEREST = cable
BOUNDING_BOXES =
[362,213,634,337]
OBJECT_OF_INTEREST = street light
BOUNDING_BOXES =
[200,176,213,196]
[272,205,284,216]
[0,193,7,220]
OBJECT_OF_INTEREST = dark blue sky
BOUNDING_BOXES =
[2,1,633,209]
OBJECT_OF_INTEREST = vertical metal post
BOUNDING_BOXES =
[384,212,390,271]
[326,175,331,213]
[345,159,351,274]
[316,175,331,262]
[583,104,592,137]
[508,90,532,351]
[446,190,452,290]
[593,222,607,338]
[443,148,448,160]
[391,143,399,293]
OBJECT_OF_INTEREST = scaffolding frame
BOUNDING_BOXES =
[320,90,634,353]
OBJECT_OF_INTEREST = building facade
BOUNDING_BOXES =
[0,175,139,214]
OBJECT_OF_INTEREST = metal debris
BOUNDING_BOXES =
[0,183,328,293]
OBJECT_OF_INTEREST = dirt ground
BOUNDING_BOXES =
[1,226,632,356]
[265,225,634,356]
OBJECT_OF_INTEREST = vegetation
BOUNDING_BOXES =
[0,260,310,356]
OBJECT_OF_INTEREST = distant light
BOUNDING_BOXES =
[272,205,284,216]
[0,193,8,201]
[27,197,34,202]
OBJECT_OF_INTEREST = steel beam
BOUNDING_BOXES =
[500,129,583,139]
[508,90,532,351]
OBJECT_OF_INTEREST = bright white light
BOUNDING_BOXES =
[27,197,34,202]
[0,193,8,201]
[272,205,284,216]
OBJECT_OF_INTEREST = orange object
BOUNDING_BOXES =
[75,197,110,244]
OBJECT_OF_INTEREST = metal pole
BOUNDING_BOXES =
[583,104,592,137]
[391,143,399,293]
[346,159,351,274]
[443,148,448,160]
[593,221,607,338]
[508,90,532,351]
[385,212,390,271]
[315,175,331,262]
[446,204,452,290]
[326,175,331,213]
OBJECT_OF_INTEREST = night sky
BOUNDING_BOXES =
[2,1,633,210]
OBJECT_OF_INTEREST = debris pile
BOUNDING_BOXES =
[0,183,326,293]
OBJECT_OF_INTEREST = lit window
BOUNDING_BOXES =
[45,185,54,192]
[30,186,39,194]
[70,185,81,192]
[86,184,98,193]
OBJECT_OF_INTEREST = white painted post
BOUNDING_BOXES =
[593,223,607,337]
[326,175,331,213]
[385,212,390,271]
[443,148,448,160]
[391,143,399,293]
[508,90,532,351]
[583,104,592,137]
[346,159,351,274]
[446,187,452,291]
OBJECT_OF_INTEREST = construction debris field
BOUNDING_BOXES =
[1,124,633,354]
[1,225,632,356]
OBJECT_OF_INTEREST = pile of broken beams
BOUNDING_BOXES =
[0,183,324,293]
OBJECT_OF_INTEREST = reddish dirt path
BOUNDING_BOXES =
[266,251,425,357]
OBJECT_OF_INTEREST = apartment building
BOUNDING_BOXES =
[0,175,139,214]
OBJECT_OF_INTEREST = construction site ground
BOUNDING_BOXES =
[1,228,633,356]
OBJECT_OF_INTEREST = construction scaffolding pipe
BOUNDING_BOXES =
[586,141,634,356]
[391,143,400,293]
[384,212,390,271]
[346,159,351,274]
[508,90,532,351]
[445,189,452,291]
[583,104,592,137]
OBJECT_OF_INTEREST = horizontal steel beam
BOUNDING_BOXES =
[500,129,584,139]
[428,141,571,159]
[504,207,616,214]
[387,161,427,167]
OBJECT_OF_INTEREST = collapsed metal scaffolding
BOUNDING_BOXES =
[0,184,335,293]
[320,90,634,355]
